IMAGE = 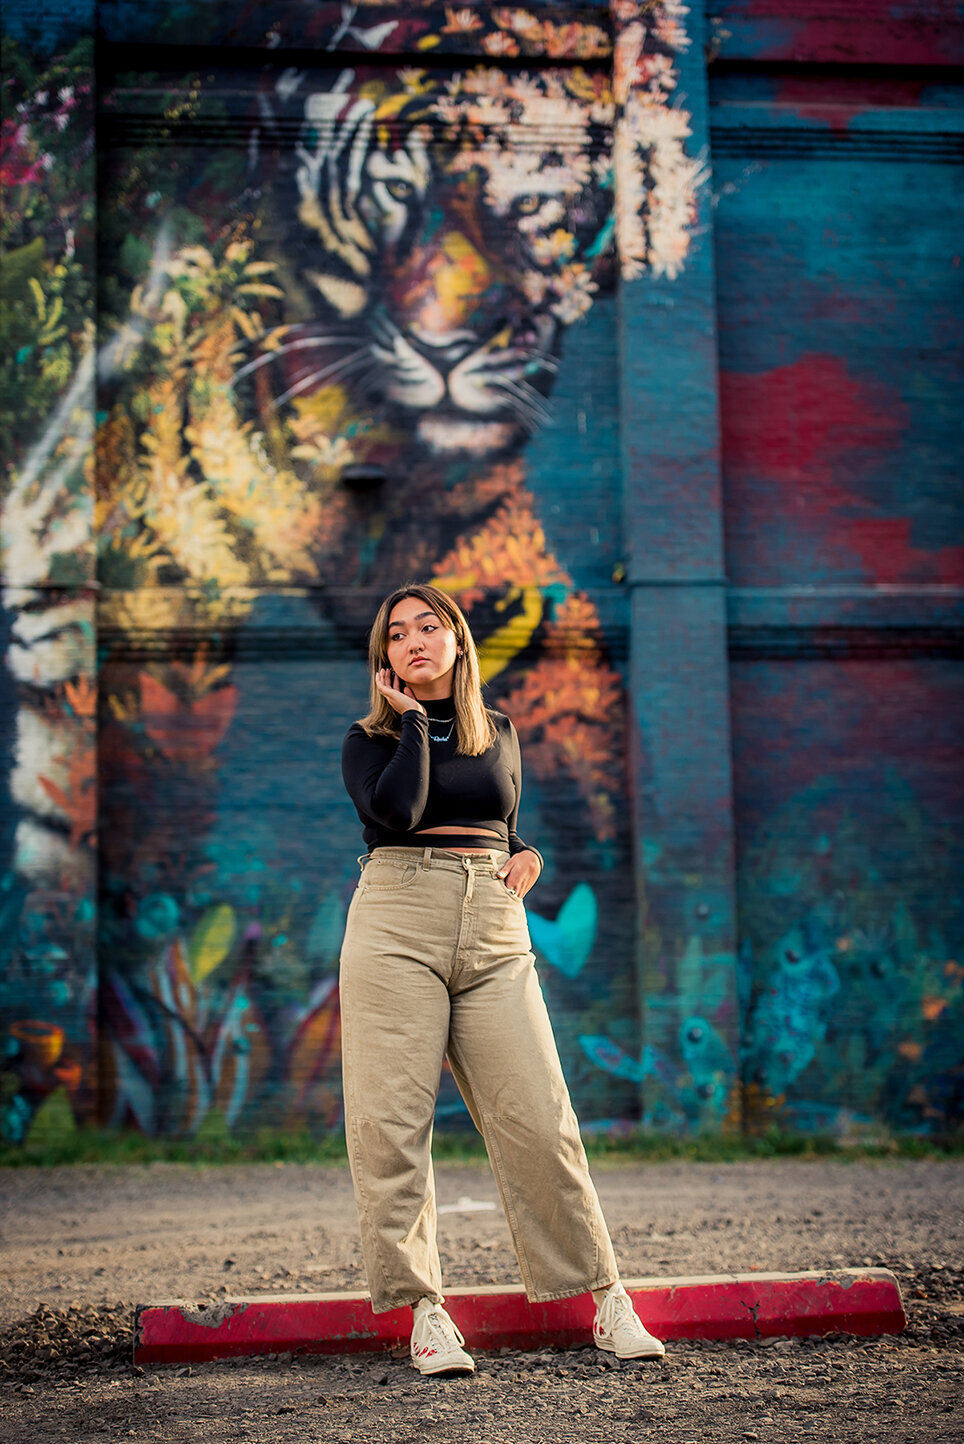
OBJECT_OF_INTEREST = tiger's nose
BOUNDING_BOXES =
[408,326,477,366]
[410,326,477,347]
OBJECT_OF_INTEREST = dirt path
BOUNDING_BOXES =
[1,1158,962,1442]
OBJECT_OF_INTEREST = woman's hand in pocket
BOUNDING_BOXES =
[496,851,541,901]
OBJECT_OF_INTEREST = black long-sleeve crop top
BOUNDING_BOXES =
[341,697,543,866]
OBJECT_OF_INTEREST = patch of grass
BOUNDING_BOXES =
[0,1124,961,1170]
[580,1128,964,1166]
[0,1126,351,1170]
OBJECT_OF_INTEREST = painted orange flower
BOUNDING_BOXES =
[433,494,569,607]
[482,32,521,56]
[38,740,96,849]
[497,595,626,842]
[443,7,483,32]
[64,675,97,719]
[139,672,237,763]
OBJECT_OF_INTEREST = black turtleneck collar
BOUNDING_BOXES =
[421,696,455,720]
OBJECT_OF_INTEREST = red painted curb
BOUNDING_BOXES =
[133,1269,905,1365]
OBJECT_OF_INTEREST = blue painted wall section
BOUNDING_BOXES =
[1,1,961,1145]
[711,6,964,1137]
[601,0,742,1133]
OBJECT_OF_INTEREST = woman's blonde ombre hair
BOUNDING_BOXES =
[358,584,496,756]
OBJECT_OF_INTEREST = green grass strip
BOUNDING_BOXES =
[1,1125,961,1170]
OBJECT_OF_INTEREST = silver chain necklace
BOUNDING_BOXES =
[427,714,455,743]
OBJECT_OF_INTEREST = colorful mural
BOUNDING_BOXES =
[2,2,961,1147]
[2,19,98,1145]
[2,3,709,1141]
[731,659,964,1138]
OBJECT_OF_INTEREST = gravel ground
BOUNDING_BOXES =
[1,1158,962,1443]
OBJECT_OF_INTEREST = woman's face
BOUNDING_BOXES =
[385,597,459,697]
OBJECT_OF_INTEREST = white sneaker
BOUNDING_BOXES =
[593,1282,666,1359]
[410,1298,476,1376]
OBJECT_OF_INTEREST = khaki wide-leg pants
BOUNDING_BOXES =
[339,846,619,1313]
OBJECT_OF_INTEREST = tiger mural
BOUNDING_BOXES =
[256,64,616,459]
[2,9,701,1139]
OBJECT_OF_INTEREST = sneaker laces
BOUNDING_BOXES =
[420,1304,466,1350]
[595,1283,633,1336]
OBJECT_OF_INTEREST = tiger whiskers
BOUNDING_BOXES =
[488,375,553,430]
[514,351,559,375]
[230,334,364,387]
[270,347,375,409]
[478,343,558,374]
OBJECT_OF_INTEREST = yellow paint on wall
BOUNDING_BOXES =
[475,585,544,684]
[435,232,492,324]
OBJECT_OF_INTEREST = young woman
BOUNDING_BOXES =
[339,583,664,1374]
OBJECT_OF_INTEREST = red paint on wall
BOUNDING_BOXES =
[721,353,906,508]
[719,355,963,583]
[843,518,964,586]
[731,659,964,818]
[773,76,926,133]
[724,0,962,66]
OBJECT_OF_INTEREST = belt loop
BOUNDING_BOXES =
[422,846,432,870]
[357,853,369,872]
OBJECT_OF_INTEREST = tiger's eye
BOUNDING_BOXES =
[516,194,541,215]
[386,178,414,201]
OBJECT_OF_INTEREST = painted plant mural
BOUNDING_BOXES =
[1,3,706,1141]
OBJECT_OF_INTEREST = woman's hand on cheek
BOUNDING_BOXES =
[496,851,541,900]
[375,668,424,716]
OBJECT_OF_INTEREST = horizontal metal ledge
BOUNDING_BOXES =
[710,127,964,161]
[728,584,964,630]
[100,115,614,151]
[728,625,964,659]
[96,627,630,664]
[94,624,964,665]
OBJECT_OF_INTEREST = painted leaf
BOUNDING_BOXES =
[531,883,598,978]
[100,1041,159,1134]
[677,935,705,1003]
[679,1015,735,1084]
[579,1034,645,1084]
[188,904,237,982]
[100,972,161,1091]
[556,883,597,975]
[26,1087,77,1146]
[140,673,238,761]
[142,944,211,1134]
[286,977,342,1124]
[208,971,271,1128]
